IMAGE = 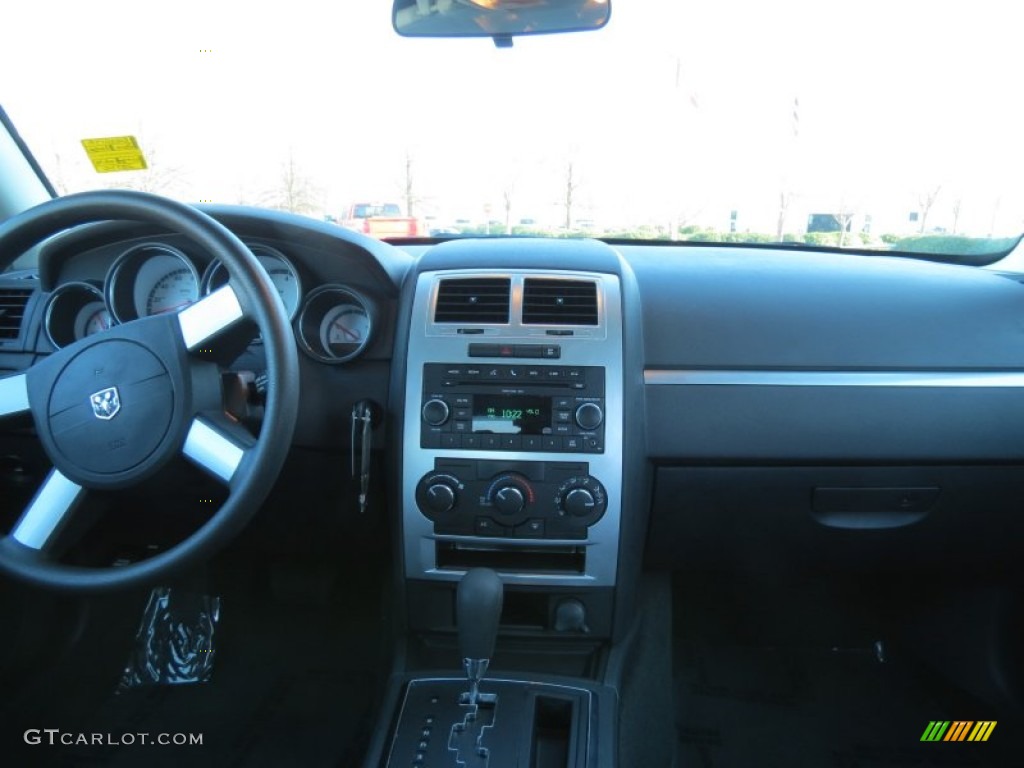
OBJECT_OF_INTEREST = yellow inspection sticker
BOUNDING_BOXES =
[80,136,148,173]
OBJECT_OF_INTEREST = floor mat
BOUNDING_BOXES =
[2,572,385,767]
[673,576,1022,768]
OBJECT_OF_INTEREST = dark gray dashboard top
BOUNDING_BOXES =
[619,245,1024,370]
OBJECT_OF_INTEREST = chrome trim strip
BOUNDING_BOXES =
[644,370,1024,388]
[12,469,85,549]
[182,418,245,483]
[0,373,30,417]
[177,285,245,350]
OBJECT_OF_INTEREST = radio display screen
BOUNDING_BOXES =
[471,395,550,435]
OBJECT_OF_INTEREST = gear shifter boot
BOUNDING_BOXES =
[457,567,503,706]
[458,567,503,661]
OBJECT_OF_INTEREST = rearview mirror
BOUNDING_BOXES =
[393,0,611,44]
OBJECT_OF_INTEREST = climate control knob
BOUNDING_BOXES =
[425,482,456,514]
[415,472,461,518]
[574,402,603,430]
[486,473,534,521]
[563,488,596,517]
[421,398,450,427]
[493,486,526,516]
[556,475,608,522]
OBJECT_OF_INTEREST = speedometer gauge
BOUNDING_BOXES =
[146,268,199,315]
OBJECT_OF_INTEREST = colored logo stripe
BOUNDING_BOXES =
[921,720,996,742]
[944,721,973,741]
[968,721,997,742]
[921,721,950,741]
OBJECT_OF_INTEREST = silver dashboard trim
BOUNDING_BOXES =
[644,369,1024,388]
[402,269,624,587]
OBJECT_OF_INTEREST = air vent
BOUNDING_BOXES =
[435,278,511,324]
[0,288,33,340]
[522,279,598,326]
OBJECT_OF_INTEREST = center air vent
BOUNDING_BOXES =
[523,279,598,326]
[0,288,33,340]
[434,277,510,324]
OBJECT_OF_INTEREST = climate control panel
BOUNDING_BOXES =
[416,458,607,540]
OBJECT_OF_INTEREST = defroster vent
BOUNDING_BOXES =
[522,279,598,326]
[0,288,33,340]
[434,277,511,324]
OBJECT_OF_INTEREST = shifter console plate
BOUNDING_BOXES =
[386,678,592,768]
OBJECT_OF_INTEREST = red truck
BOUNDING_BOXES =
[340,202,423,239]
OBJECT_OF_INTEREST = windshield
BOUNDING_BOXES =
[2,0,1022,261]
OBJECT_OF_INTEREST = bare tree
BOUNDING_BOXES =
[776,189,792,241]
[501,182,514,235]
[403,151,421,217]
[563,161,579,230]
[834,197,857,247]
[950,197,963,235]
[50,153,71,196]
[917,185,942,234]
[263,153,321,215]
[107,145,184,196]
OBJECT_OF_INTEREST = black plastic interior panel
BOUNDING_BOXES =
[622,246,1024,369]
[646,385,1024,461]
[646,465,1024,572]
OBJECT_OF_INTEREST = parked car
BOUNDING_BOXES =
[340,202,423,239]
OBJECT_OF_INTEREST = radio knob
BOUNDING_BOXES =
[422,398,450,427]
[493,486,526,516]
[574,402,603,430]
[563,488,597,517]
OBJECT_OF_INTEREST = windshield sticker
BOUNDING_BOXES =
[80,136,148,173]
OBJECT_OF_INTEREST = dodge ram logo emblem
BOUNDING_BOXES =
[89,387,121,421]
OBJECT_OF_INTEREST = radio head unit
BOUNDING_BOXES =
[420,363,605,453]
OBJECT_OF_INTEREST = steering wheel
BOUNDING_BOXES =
[0,190,299,591]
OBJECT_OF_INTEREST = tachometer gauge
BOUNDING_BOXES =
[297,286,375,364]
[105,243,200,323]
[44,282,112,349]
[201,244,302,320]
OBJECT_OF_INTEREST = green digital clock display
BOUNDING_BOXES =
[471,395,550,435]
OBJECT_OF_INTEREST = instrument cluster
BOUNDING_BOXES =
[43,241,374,363]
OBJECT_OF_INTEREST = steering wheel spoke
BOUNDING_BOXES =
[177,284,246,351]
[0,372,30,418]
[182,417,252,485]
[10,469,86,552]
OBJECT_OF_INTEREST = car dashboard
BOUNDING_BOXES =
[2,205,1024,765]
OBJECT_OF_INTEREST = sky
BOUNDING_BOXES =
[2,0,1022,236]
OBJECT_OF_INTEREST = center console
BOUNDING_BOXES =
[370,253,635,768]
[402,271,624,590]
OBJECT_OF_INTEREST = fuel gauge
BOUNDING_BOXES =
[297,286,375,363]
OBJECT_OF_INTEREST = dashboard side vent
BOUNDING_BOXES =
[522,279,598,326]
[0,288,33,340]
[434,278,511,324]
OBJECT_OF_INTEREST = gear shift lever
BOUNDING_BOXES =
[457,568,503,707]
